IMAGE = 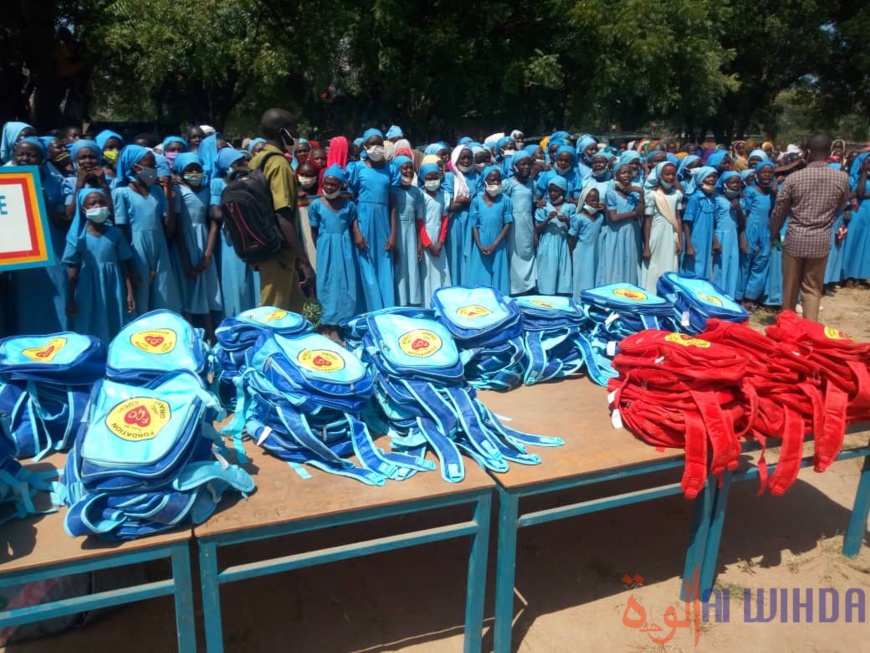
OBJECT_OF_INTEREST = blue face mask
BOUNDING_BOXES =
[660,180,674,189]
[724,187,741,199]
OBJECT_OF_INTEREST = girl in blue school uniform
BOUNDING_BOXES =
[467,166,513,294]
[418,162,451,308]
[112,144,183,315]
[443,145,478,286]
[535,146,579,202]
[535,175,574,295]
[0,121,37,164]
[63,188,135,342]
[599,162,643,286]
[95,129,124,184]
[739,161,776,309]
[501,151,537,295]
[9,137,69,335]
[641,161,683,294]
[844,152,870,285]
[575,135,599,179]
[712,171,744,299]
[582,152,613,198]
[172,152,223,340]
[210,147,259,318]
[309,165,359,339]
[570,185,603,299]
[680,166,718,280]
[347,128,396,312]
[825,162,848,289]
[390,155,424,306]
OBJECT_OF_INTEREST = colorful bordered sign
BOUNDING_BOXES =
[0,167,54,271]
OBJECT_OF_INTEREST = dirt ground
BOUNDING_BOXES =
[4,286,870,653]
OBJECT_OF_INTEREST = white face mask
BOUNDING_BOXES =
[502,148,517,157]
[485,182,502,197]
[474,162,486,173]
[424,179,441,191]
[366,145,385,162]
[298,175,317,188]
[660,180,674,189]
[456,163,472,174]
[556,162,571,174]
[702,182,717,193]
[400,172,414,186]
[583,203,599,215]
[323,189,340,200]
[86,206,111,224]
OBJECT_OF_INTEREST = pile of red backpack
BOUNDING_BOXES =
[607,311,870,499]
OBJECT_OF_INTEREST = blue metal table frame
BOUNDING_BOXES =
[0,457,196,652]
[695,430,870,595]
[194,445,494,653]
[480,381,713,653]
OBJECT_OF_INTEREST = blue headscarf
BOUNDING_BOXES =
[740,169,755,184]
[215,148,244,177]
[458,137,473,146]
[705,150,729,171]
[1,121,35,163]
[550,130,570,142]
[424,143,447,157]
[38,135,58,152]
[173,152,202,175]
[67,187,110,246]
[198,134,221,177]
[68,140,103,170]
[548,138,566,151]
[155,154,172,179]
[391,154,414,185]
[76,187,107,214]
[16,136,46,158]
[546,174,568,193]
[95,130,125,151]
[576,135,598,163]
[249,137,266,149]
[645,160,677,191]
[748,149,769,163]
[523,144,541,157]
[322,163,346,184]
[716,170,741,193]
[850,152,870,190]
[588,152,612,181]
[753,160,776,188]
[386,125,403,140]
[555,145,576,169]
[692,166,718,193]
[353,137,364,149]
[161,136,188,152]
[677,154,700,180]
[512,151,531,168]
[618,150,644,183]
[481,165,502,183]
[117,144,152,184]
[362,128,384,143]
[420,162,440,180]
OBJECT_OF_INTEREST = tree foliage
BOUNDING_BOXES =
[2,0,869,140]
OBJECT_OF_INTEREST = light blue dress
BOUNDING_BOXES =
[599,188,642,286]
[112,185,183,315]
[347,161,395,311]
[174,185,223,314]
[12,167,69,334]
[390,185,424,306]
[712,195,741,299]
[467,194,513,295]
[739,185,772,301]
[681,192,716,280]
[843,192,870,280]
[308,198,359,325]
[765,218,788,306]
[502,176,537,294]
[62,227,133,343]
[641,188,683,294]
[825,211,845,285]
[535,169,578,200]
[419,190,451,308]
[535,202,575,295]
[210,177,259,318]
[442,170,478,287]
[569,209,603,300]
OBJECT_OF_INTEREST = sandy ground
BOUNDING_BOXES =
[4,286,870,653]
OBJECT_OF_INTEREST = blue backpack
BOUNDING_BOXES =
[107,310,210,383]
[238,332,430,485]
[0,424,55,523]
[656,272,749,335]
[56,371,254,540]
[431,286,525,391]
[0,333,106,458]
[578,284,679,385]
[515,296,586,385]
[363,313,562,483]
[213,307,312,410]
[339,307,435,352]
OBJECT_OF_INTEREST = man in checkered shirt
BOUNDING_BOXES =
[769,134,850,322]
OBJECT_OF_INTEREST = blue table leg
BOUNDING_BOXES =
[681,477,715,601]
[698,470,732,595]
[493,487,519,653]
[464,493,492,653]
[844,452,870,557]
[170,542,197,652]
[199,540,224,653]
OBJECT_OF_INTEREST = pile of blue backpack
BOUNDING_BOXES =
[656,272,749,334]
[578,283,680,385]
[361,312,563,482]
[515,296,586,385]
[212,306,313,411]
[234,331,432,485]
[55,310,254,540]
[431,286,525,391]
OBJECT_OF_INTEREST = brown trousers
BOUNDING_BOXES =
[782,251,828,322]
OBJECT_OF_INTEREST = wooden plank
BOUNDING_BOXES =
[479,376,684,489]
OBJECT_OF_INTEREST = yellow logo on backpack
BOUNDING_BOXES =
[130,329,177,354]
[824,326,852,341]
[261,309,288,323]
[399,330,443,357]
[665,333,711,348]
[456,305,492,319]
[297,349,345,373]
[612,288,648,302]
[698,293,724,307]
[22,337,67,362]
[106,398,171,441]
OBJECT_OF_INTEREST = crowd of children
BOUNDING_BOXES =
[1,121,867,343]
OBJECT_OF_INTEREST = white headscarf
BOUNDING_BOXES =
[450,144,470,199]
